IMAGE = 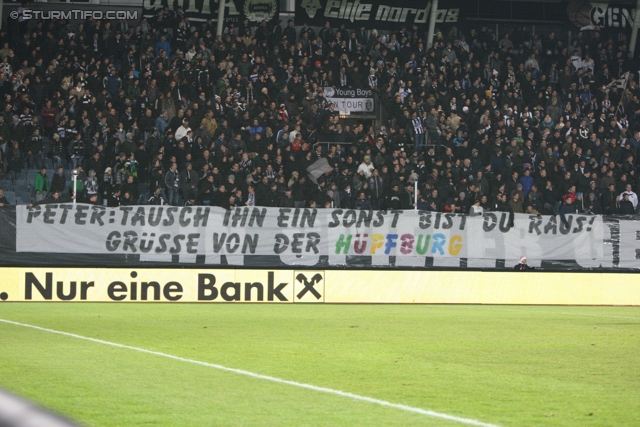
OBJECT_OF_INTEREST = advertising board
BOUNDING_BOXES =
[1,268,638,305]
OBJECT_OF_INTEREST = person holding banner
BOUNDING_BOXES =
[28,190,73,207]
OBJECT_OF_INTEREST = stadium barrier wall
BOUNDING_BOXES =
[1,268,639,305]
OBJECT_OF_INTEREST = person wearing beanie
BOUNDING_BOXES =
[514,256,534,271]
[585,192,602,215]
[470,199,483,216]
[357,155,374,179]
[457,191,470,214]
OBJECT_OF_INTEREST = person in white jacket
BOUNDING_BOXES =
[175,120,191,141]
[356,156,375,179]
[581,54,595,73]
[470,199,484,216]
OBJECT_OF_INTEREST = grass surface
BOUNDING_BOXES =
[0,304,639,427]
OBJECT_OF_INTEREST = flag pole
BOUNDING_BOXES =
[426,0,439,49]
[216,0,226,37]
[630,0,640,54]
[615,72,631,115]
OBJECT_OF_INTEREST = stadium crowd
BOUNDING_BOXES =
[1,9,640,216]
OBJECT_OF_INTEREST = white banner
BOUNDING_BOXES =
[327,98,375,112]
[16,205,604,261]
[323,87,374,113]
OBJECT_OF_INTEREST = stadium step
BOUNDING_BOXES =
[14,183,29,194]
[16,190,31,201]
[4,192,16,205]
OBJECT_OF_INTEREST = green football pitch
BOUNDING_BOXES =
[0,304,638,427]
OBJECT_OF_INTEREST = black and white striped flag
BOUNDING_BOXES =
[605,72,630,92]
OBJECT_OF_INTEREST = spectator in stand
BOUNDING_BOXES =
[50,166,66,195]
[619,193,636,215]
[559,193,577,227]
[107,187,122,207]
[33,167,49,202]
[28,190,68,207]
[0,189,9,207]
[514,256,534,271]
[165,162,181,206]
[585,192,602,215]
[618,184,638,212]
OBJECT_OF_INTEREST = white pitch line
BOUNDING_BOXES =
[0,318,503,427]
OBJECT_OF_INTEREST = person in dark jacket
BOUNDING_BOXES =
[559,193,577,228]
[601,183,618,215]
[514,256,534,271]
[8,143,23,182]
[107,187,122,207]
[148,186,166,205]
[164,162,180,206]
[400,183,415,210]
[28,189,72,207]
[584,192,603,215]
[50,166,66,194]
[386,184,401,210]
[180,162,199,201]
[278,187,295,207]
[354,191,372,210]
[49,134,66,170]
[618,193,635,215]
[198,173,216,205]
[27,128,43,169]
[265,183,280,207]
[0,189,10,206]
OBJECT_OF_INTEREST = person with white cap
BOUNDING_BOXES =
[514,256,534,271]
